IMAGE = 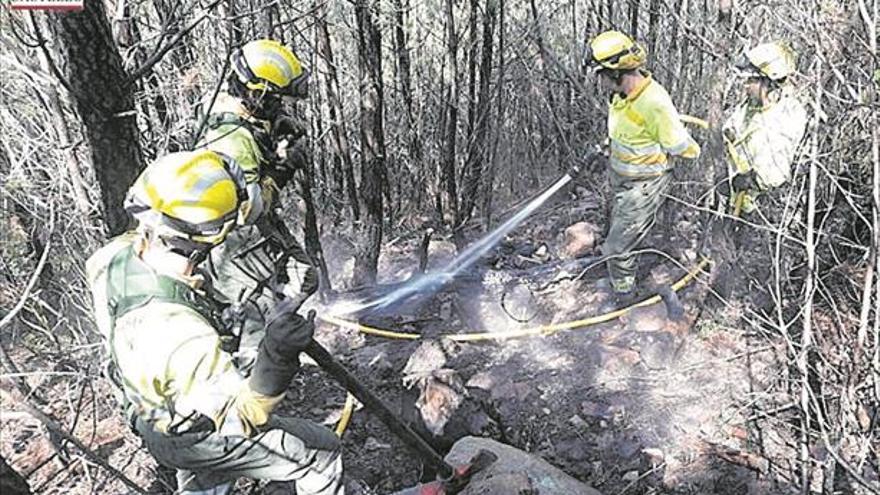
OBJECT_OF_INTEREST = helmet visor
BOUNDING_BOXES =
[733,53,763,78]
[285,68,311,98]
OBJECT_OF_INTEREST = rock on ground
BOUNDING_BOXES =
[445,437,603,495]
[562,221,599,259]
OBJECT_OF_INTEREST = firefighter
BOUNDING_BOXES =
[197,39,318,366]
[722,41,807,215]
[86,150,343,494]
[585,30,701,305]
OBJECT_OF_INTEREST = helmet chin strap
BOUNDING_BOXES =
[160,235,212,265]
[243,86,282,122]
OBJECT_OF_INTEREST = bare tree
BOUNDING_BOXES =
[352,0,387,286]
[316,2,360,221]
[47,0,144,236]
[439,0,460,223]
[458,0,497,233]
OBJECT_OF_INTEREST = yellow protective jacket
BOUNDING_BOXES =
[199,92,271,222]
[607,74,700,178]
[723,86,807,190]
[86,234,282,436]
[199,92,267,183]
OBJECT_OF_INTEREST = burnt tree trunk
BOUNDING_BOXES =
[316,2,360,221]
[28,34,92,216]
[629,0,640,36]
[352,0,387,286]
[439,0,460,223]
[113,0,170,154]
[647,0,661,55]
[0,455,30,495]
[482,0,505,230]
[392,0,423,208]
[458,0,496,232]
[295,144,333,294]
[465,0,479,139]
[48,0,144,236]
[263,2,279,39]
[529,0,563,171]
[222,0,244,45]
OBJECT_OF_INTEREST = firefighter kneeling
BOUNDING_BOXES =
[86,150,343,495]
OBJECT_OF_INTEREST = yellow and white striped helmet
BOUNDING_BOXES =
[125,150,249,248]
[739,42,797,81]
[587,31,647,71]
[231,39,309,97]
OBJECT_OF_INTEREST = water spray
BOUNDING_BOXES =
[336,167,586,316]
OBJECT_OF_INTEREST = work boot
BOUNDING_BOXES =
[599,288,638,314]
[657,286,686,321]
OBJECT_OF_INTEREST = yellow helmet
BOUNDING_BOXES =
[125,150,249,248]
[232,39,310,97]
[587,31,646,71]
[739,42,797,81]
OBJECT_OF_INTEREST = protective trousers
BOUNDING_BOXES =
[603,171,671,294]
[136,415,343,495]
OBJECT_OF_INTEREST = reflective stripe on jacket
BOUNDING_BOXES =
[607,74,700,178]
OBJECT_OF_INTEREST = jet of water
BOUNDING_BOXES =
[335,173,574,315]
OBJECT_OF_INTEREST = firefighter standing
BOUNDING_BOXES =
[722,41,807,215]
[585,31,701,305]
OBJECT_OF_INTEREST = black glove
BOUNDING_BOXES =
[732,170,758,192]
[585,148,608,170]
[272,115,307,141]
[249,300,315,396]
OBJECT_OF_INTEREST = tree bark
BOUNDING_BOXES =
[47,0,144,236]
[0,455,30,495]
[465,0,479,139]
[113,0,171,151]
[223,0,244,45]
[647,0,660,55]
[296,144,333,293]
[629,0,640,36]
[391,0,424,211]
[29,41,91,216]
[352,0,387,286]
[529,0,563,171]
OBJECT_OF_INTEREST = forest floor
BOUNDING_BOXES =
[1,188,802,494]
[307,189,799,494]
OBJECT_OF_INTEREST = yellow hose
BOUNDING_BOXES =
[335,393,356,437]
[319,114,715,343]
[319,256,711,342]
[321,314,421,340]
